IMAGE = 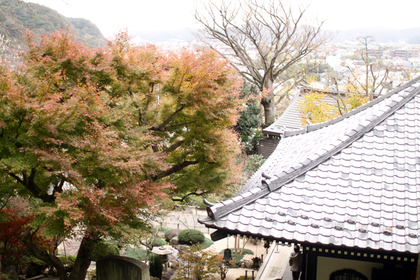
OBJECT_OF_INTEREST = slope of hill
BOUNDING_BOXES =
[331,27,420,44]
[0,0,105,47]
[133,26,420,45]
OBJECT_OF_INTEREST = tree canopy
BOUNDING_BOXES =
[195,0,329,125]
[0,30,243,280]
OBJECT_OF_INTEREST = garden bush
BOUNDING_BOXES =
[91,241,119,261]
[151,237,167,247]
[149,254,163,279]
[178,229,205,245]
[198,238,214,249]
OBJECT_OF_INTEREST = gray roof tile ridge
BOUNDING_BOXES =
[283,76,420,138]
[266,83,420,192]
[205,76,420,222]
[206,187,271,221]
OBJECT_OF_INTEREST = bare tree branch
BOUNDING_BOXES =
[195,0,330,124]
[349,36,390,100]
[171,190,210,202]
[151,160,200,181]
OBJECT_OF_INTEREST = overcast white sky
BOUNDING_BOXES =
[29,0,420,39]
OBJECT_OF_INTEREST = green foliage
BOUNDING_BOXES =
[31,255,77,266]
[248,129,266,154]
[158,227,169,235]
[151,238,167,247]
[243,155,266,178]
[235,83,263,154]
[198,238,214,250]
[184,195,217,210]
[227,154,266,198]
[0,30,243,279]
[123,248,154,261]
[0,0,104,47]
[178,229,205,245]
[149,254,163,279]
[91,241,119,261]
[235,99,263,137]
[172,245,223,280]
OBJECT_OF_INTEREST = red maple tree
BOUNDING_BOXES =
[0,29,243,280]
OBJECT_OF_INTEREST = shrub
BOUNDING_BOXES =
[149,254,163,279]
[91,241,119,261]
[178,229,205,245]
[198,238,214,249]
[158,227,169,234]
[151,238,167,247]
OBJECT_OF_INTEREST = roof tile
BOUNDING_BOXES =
[202,77,420,254]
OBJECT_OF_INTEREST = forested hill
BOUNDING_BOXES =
[332,27,420,44]
[0,0,105,47]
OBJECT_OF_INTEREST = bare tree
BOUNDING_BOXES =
[194,0,329,125]
[346,36,389,100]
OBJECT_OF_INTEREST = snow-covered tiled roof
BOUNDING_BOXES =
[200,76,420,254]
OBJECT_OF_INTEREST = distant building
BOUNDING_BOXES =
[367,49,384,58]
[392,49,418,60]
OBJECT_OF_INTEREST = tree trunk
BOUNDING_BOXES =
[261,93,276,125]
[261,78,276,125]
[240,237,249,255]
[67,235,98,280]
[23,227,98,280]
[22,228,68,280]
[234,235,239,254]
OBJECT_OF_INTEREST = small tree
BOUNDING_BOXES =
[346,36,390,100]
[172,245,222,280]
[234,83,263,154]
[0,29,244,280]
[234,235,250,255]
[298,90,370,125]
[0,206,54,276]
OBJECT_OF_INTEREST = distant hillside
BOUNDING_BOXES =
[131,26,420,45]
[331,27,420,44]
[0,0,105,47]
